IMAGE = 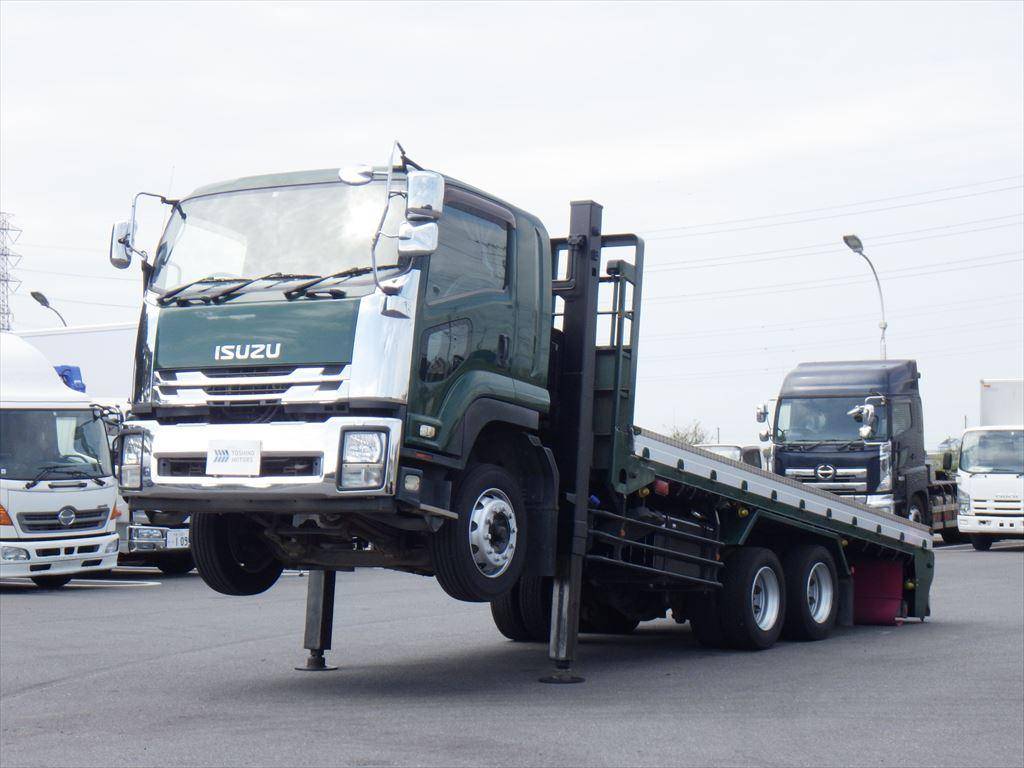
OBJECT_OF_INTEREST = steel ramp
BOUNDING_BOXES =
[633,428,933,552]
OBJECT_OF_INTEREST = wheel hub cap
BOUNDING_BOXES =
[751,565,781,631]
[806,561,834,624]
[468,488,517,578]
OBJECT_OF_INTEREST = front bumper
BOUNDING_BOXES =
[0,532,119,579]
[958,514,1024,536]
[848,493,895,514]
[120,524,191,554]
[120,416,403,505]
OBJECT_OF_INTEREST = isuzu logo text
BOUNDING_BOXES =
[213,343,282,361]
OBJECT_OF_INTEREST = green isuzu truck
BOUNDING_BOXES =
[109,149,934,677]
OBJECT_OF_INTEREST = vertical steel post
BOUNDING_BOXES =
[295,568,338,671]
[542,201,603,684]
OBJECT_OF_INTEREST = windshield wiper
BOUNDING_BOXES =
[157,277,246,306]
[24,465,101,490]
[208,273,320,304]
[284,265,401,300]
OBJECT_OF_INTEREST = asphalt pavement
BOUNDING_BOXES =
[2,540,1022,768]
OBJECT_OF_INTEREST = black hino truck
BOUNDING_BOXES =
[758,360,959,543]
[108,151,935,678]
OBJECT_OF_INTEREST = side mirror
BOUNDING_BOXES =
[109,221,133,269]
[858,424,875,439]
[758,427,770,442]
[755,404,768,424]
[398,221,439,257]
[942,450,953,471]
[406,171,444,220]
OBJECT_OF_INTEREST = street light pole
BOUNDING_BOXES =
[30,291,68,327]
[842,235,887,360]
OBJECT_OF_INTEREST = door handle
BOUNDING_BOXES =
[497,334,510,367]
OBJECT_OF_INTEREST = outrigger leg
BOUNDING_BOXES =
[541,533,586,684]
[295,568,338,671]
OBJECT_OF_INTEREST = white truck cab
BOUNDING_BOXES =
[957,426,1024,551]
[0,333,120,587]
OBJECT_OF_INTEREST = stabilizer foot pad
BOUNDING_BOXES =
[539,671,585,684]
[295,652,338,672]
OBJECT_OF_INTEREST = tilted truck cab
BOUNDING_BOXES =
[112,163,558,601]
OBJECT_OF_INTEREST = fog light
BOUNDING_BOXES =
[404,474,421,493]
[1,546,30,561]
[132,527,164,541]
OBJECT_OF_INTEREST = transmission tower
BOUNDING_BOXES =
[0,212,22,331]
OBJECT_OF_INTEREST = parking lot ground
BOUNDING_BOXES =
[2,540,1022,768]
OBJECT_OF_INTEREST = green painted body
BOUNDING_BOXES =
[155,299,360,370]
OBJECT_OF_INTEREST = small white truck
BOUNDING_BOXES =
[19,324,193,574]
[957,379,1024,551]
[0,333,120,587]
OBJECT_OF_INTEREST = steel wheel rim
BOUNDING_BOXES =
[750,565,781,631]
[806,561,834,624]
[908,505,922,523]
[467,488,517,578]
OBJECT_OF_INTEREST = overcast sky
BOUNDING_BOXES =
[2,1,1022,445]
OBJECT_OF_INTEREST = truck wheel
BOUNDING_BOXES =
[517,573,552,642]
[970,535,994,552]
[940,528,966,545]
[190,513,283,596]
[688,593,728,649]
[430,463,528,602]
[719,547,786,650]
[781,545,838,641]
[31,575,72,589]
[490,581,533,642]
[156,552,194,576]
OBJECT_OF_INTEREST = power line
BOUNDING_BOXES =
[11,292,139,310]
[641,316,1024,363]
[647,218,1024,273]
[17,266,139,282]
[646,212,1024,271]
[639,175,1024,235]
[645,250,1024,304]
[642,292,1024,341]
[642,184,1024,240]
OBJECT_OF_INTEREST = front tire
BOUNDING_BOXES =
[430,463,528,602]
[719,547,786,650]
[31,574,72,589]
[970,535,994,551]
[190,513,283,596]
[156,552,194,576]
[781,545,838,641]
[940,528,966,545]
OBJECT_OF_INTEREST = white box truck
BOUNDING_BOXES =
[0,333,120,587]
[957,379,1023,550]
[18,324,193,573]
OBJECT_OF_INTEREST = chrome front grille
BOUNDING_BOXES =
[17,507,110,533]
[785,467,868,493]
[157,455,323,478]
[155,365,346,405]
[973,498,1023,516]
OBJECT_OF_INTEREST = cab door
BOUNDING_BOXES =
[407,190,517,454]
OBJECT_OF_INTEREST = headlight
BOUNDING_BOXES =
[1,546,30,562]
[119,433,145,490]
[959,493,972,516]
[103,539,120,554]
[877,442,892,492]
[339,431,387,490]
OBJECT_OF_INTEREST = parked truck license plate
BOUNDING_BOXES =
[166,529,190,549]
[206,440,262,477]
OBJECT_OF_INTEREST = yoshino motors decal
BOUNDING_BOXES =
[213,343,283,361]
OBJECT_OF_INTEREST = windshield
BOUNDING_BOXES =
[0,409,113,480]
[959,430,1024,474]
[150,180,404,293]
[774,397,889,443]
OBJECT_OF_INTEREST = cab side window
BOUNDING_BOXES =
[419,320,471,382]
[426,206,508,303]
[892,401,913,435]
